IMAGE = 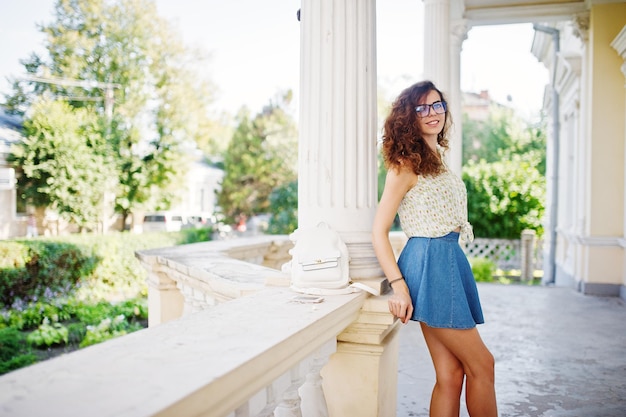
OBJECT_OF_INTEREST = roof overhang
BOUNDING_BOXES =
[462,1,587,25]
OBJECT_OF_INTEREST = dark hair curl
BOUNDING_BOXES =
[381,80,451,176]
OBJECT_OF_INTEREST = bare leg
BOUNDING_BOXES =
[420,323,497,417]
[420,322,464,417]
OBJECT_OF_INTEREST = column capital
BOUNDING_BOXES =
[573,12,590,42]
[451,19,469,47]
[610,25,626,81]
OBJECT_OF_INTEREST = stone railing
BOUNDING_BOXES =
[0,235,400,417]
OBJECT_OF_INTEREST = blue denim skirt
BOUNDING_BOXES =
[397,232,484,329]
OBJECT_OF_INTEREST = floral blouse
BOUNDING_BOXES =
[397,163,474,243]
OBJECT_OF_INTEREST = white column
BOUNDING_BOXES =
[448,20,469,176]
[298,0,381,280]
[423,0,466,175]
[423,0,451,92]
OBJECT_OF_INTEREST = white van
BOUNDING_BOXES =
[142,212,186,233]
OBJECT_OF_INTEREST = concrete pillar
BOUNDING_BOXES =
[321,297,401,417]
[521,229,537,282]
[144,264,184,326]
[298,0,381,280]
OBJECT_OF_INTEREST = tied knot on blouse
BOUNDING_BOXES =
[460,221,474,243]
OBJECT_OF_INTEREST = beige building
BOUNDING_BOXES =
[531,3,626,298]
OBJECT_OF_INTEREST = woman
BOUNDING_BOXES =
[372,80,497,417]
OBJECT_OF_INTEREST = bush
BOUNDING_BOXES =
[267,180,298,235]
[469,257,496,282]
[0,327,38,375]
[0,231,203,374]
[66,322,87,345]
[178,227,213,244]
[0,241,99,308]
[463,155,545,239]
[27,318,69,348]
[9,301,72,331]
[79,314,143,348]
[65,297,147,326]
[51,230,211,300]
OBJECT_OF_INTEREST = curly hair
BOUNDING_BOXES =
[381,80,452,176]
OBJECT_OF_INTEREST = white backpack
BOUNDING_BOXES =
[285,222,378,296]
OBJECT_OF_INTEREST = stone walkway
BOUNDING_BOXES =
[396,283,626,417]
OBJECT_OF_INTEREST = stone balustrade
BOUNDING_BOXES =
[0,236,401,417]
[135,235,294,325]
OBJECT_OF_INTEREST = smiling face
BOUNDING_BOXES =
[416,89,446,142]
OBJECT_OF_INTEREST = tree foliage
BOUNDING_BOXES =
[266,180,298,235]
[461,106,547,238]
[462,107,547,174]
[4,0,221,229]
[9,98,115,230]
[463,155,545,239]
[217,92,297,224]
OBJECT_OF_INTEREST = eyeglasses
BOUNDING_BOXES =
[415,101,447,118]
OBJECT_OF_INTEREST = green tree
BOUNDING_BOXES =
[217,92,298,223]
[267,180,298,235]
[462,106,547,175]
[461,105,547,239]
[4,0,221,229]
[9,98,115,231]
[463,154,545,239]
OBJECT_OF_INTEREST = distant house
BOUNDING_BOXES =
[176,158,224,216]
[462,89,510,121]
[0,108,25,239]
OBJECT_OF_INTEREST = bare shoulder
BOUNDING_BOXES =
[385,165,418,194]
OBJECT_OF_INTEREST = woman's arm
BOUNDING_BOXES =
[372,167,416,323]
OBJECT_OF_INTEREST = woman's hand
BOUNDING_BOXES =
[388,284,413,324]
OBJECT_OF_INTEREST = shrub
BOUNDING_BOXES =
[13,301,72,330]
[52,230,210,301]
[267,180,298,235]
[0,327,38,375]
[79,314,142,348]
[0,242,30,268]
[469,257,496,282]
[0,231,204,374]
[178,227,213,244]
[66,322,87,345]
[0,241,99,308]
[27,318,69,348]
[463,155,545,239]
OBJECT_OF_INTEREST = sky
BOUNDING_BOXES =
[0,0,549,118]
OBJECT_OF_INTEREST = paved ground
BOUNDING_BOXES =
[396,283,626,417]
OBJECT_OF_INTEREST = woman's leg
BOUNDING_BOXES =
[420,322,464,417]
[420,323,497,417]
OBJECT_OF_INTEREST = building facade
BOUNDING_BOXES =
[531,3,626,298]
